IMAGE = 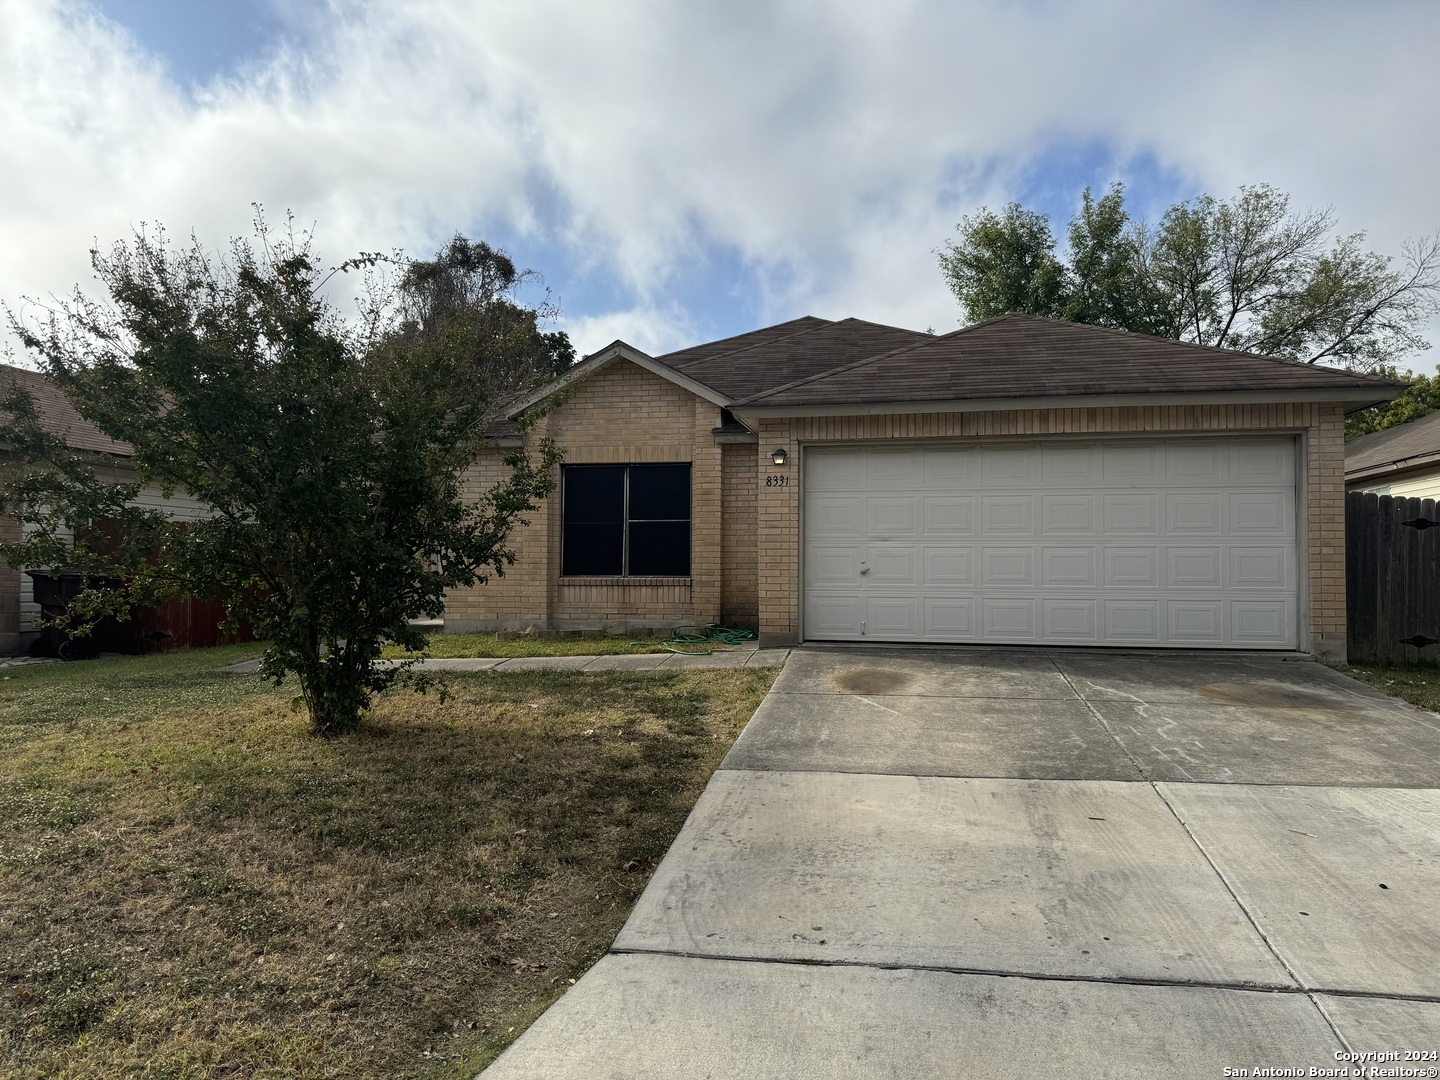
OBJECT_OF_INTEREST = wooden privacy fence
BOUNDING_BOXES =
[1347,491,1440,664]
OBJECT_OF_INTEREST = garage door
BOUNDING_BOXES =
[803,438,1298,648]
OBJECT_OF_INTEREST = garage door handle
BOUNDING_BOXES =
[859,567,869,575]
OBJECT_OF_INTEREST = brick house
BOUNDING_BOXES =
[446,314,1397,660]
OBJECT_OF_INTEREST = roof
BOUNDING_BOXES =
[734,314,1402,410]
[0,365,129,457]
[1346,410,1440,481]
[654,317,930,402]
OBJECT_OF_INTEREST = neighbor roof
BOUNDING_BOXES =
[1346,410,1440,481]
[0,365,129,457]
[734,314,1401,410]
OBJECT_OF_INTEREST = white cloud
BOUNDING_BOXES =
[3,0,1438,362]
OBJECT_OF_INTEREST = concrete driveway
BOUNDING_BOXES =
[482,648,1440,1078]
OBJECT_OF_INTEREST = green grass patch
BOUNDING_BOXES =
[0,645,776,1078]
[380,632,668,659]
[1332,662,1440,712]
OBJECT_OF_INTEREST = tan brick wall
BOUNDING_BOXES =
[721,443,758,627]
[755,402,1347,659]
[444,360,727,632]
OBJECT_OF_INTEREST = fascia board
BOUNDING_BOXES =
[506,342,729,419]
[730,387,1398,421]
[1346,450,1440,483]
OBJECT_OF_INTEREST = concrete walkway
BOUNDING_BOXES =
[482,646,1440,1078]
[223,645,789,675]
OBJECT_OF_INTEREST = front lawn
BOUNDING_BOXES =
[1333,662,1440,712]
[380,632,668,659]
[0,645,777,1078]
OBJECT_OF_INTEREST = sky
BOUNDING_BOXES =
[3,0,1439,368]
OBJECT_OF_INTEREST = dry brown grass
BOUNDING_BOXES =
[0,646,777,1078]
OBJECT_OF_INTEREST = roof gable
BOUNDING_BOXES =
[736,314,1402,410]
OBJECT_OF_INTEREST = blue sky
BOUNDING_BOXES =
[5,0,1439,366]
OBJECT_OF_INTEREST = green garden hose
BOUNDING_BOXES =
[632,623,759,654]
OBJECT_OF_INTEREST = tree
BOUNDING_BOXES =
[0,219,567,736]
[1344,368,1440,440]
[938,182,1440,371]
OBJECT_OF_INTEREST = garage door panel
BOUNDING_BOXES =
[1166,493,1223,534]
[1102,494,1161,534]
[1231,441,1294,484]
[1042,444,1101,485]
[981,495,1035,534]
[923,448,977,485]
[806,450,864,491]
[866,596,919,636]
[981,447,1038,486]
[982,547,1035,587]
[808,496,863,537]
[1165,443,1226,485]
[923,548,975,586]
[867,451,922,487]
[1166,548,1224,589]
[807,596,864,636]
[866,496,918,536]
[1041,495,1097,535]
[1042,599,1099,640]
[922,496,977,535]
[1105,600,1162,641]
[1229,492,1293,535]
[1103,443,1162,486]
[1230,547,1291,589]
[1042,548,1097,587]
[1167,601,1226,643]
[923,597,978,638]
[1104,547,1160,587]
[868,546,919,585]
[803,438,1297,649]
[1230,600,1292,644]
[983,598,1036,638]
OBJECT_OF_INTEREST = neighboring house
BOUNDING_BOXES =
[0,364,210,655]
[444,314,1399,661]
[1345,410,1440,499]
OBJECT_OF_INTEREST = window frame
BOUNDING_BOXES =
[561,463,692,577]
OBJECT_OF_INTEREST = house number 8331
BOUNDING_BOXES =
[765,474,790,487]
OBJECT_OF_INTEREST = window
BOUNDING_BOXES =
[562,464,691,576]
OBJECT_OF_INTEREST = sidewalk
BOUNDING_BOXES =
[223,645,790,675]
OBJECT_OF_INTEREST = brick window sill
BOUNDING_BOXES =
[558,576,692,587]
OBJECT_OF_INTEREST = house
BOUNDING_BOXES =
[1345,410,1440,499]
[0,364,211,655]
[443,314,1399,661]
[2,321,1400,661]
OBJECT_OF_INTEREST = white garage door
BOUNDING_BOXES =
[803,437,1298,648]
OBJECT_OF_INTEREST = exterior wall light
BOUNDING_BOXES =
[771,447,789,466]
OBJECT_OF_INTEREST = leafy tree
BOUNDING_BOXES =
[938,182,1440,370]
[937,202,1067,321]
[0,220,566,736]
[1345,368,1440,440]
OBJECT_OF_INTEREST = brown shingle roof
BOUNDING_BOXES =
[0,365,129,456]
[1346,410,1440,479]
[735,314,1402,408]
[655,317,930,402]
[658,316,833,370]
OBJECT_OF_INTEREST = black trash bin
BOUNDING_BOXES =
[24,570,121,660]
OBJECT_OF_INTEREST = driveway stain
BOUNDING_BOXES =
[833,668,914,695]
[1193,681,1346,710]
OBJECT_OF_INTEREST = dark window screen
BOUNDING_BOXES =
[561,463,691,576]
[562,466,625,575]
